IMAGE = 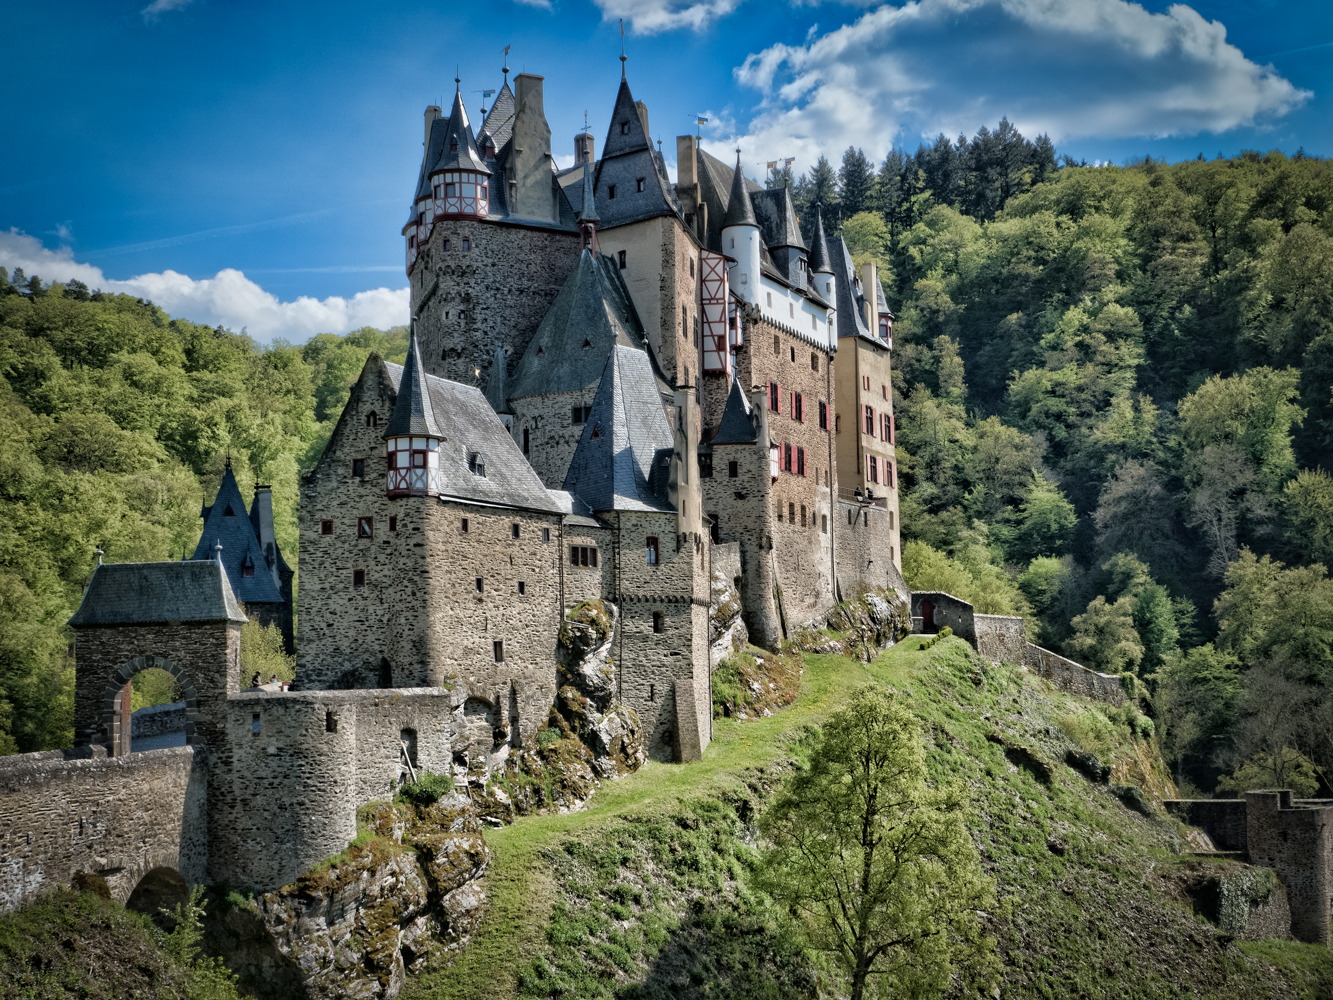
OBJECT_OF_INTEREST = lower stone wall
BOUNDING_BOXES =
[0,745,207,913]
[132,701,187,739]
[1165,799,1249,851]
[974,615,1026,664]
[835,501,908,603]
[1023,643,1126,706]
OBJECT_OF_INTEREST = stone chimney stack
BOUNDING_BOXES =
[860,261,878,334]
[510,74,556,223]
[635,100,650,139]
[670,384,702,545]
[574,132,595,165]
[423,105,441,148]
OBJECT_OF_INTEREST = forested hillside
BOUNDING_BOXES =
[0,266,407,753]
[797,133,1333,797]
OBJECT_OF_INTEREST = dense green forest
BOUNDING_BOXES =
[792,132,1333,796]
[3,136,1332,801]
[0,265,408,753]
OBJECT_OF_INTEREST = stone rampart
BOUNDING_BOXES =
[1022,644,1126,706]
[0,745,207,913]
[974,614,1026,664]
[836,500,908,603]
[132,701,187,739]
[1165,799,1249,851]
[1245,791,1333,945]
[910,591,975,643]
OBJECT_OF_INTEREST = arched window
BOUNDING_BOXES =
[366,411,378,428]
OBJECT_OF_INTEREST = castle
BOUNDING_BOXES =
[0,58,906,908]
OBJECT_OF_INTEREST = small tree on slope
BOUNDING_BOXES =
[755,684,996,1000]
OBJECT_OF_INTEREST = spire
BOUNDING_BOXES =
[577,163,599,223]
[430,84,491,176]
[384,322,443,438]
[619,18,627,79]
[808,204,833,274]
[722,151,758,229]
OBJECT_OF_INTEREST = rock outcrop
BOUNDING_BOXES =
[787,587,910,660]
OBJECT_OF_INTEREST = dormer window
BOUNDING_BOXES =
[636,178,645,192]
[450,142,458,152]
[223,505,235,516]
[242,556,255,577]
[468,452,486,477]
[620,122,630,135]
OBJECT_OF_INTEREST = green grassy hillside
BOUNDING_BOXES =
[403,638,1333,1000]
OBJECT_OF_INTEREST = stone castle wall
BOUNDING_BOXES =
[0,745,207,913]
[1022,644,1126,706]
[511,388,599,489]
[132,701,187,739]
[412,216,580,387]
[1245,790,1333,945]
[974,614,1027,664]
[836,500,907,602]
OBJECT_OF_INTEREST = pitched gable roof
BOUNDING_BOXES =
[593,77,681,229]
[380,361,561,513]
[751,186,805,250]
[508,249,656,400]
[831,232,872,341]
[69,560,247,627]
[189,463,283,604]
[562,345,675,513]
[479,80,515,153]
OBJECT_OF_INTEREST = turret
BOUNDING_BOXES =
[426,80,492,220]
[809,205,835,306]
[384,323,444,497]
[721,152,761,307]
[576,161,598,253]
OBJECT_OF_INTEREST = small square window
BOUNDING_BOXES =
[493,639,504,662]
[475,577,483,592]
[320,519,333,535]
[358,516,373,539]
[353,569,366,588]
[511,523,520,539]
[388,516,397,532]
[461,518,469,533]
[518,581,526,595]
[652,611,664,633]
[542,527,551,543]
[353,458,366,478]
[609,184,617,199]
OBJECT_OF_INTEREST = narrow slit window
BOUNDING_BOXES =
[353,569,366,588]
[325,711,337,733]
[388,516,397,532]
[511,523,520,539]
[353,458,366,478]
[493,640,504,662]
[475,577,483,593]
[518,581,526,596]
[252,713,261,736]
[542,527,551,543]
[728,460,738,478]
[358,516,373,539]
[461,518,469,533]
[652,612,663,633]
[646,536,659,565]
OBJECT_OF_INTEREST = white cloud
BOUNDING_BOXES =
[141,0,196,22]
[0,229,409,343]
[513,0,553,8]
[724,0,1310,170]
[593,0,744,35]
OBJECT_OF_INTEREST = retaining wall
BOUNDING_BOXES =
[974,614,1026,664]
[1022,643,1126,706]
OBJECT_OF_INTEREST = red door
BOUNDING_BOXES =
[921,600,935,633]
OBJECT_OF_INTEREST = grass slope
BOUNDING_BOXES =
[403,638,1333,1000]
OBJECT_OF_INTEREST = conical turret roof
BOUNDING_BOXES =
[385,325,443,438]
[428,85,491,176]
[808,205,833,274]
[708,373,758,445]
[188,460,284,604]
[722,152,758,229]
[576,163,599,223]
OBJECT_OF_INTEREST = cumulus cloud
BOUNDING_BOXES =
[594,0,744,35]
[724,0,1310,169]
[141,0,196,22]
[0,230,408,343]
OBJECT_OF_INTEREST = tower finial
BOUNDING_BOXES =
[502,44,510,84]
[214,539,223,561]
[455,65,460,87]
[95,547,104,566]
[619,18,627,78]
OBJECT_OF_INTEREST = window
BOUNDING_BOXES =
[518,581,526,596]
[617,250,626,269]
[571,404,593,425]
[797,446,806,477]
[570,545,598,567]
[511,523,520,539]
[358,516,373,539]
[821,514,828,533]
[789,502,796,523]
[609,184,617,199]
[767,292,773,307]
[493,640,504,662]
[475,577,484,592]
[818,400,828,429]
[354,569,366,588]
[835,414,841,433]
[636,177,645,192]
[863,375,870,391]
[223,505,235,516]
[889,511,895,530]
[693,315,699,348]
[242,557,255,577]
[728,460,738,478]
[252,713,261,736]
[888,462,896,488]
[443,239,451,251]
[461,517,469,533]
[321,519,333,535]
[869,455,879,484]
[811,352,819,371]
[864,405,875,435]
[542,527,551,543]
[794,393,804,422]
[646,536,659,565]
[784,442,793,473]
[882,384,888,400]
[620,121,630,135]
[789,303,795,319]
[468,453,485,477]
[649,683,655,701]
[366,411,378,428]
[812,314,818,330]
[800,503,807,526]
[790,345,796,362]
[768,382,779,412]
[690,258,695,278]
[388,516,397,532]
[773,334,780,355]
[523,428,530,454]
[438,170,488,216]
[699,452,713,478]
[461,239,470,252]
[653,611,664,633]
[326,711,337,733]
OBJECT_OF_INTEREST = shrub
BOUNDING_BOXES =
[397,771,453,806]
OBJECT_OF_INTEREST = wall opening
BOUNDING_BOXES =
[325,710,338,733]
[379,658,393,688]
[126,867,189,925]
[98,656,198,754]
[921,601,936,632]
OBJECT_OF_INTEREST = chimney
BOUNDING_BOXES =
[860,261,878,334]
[511,74,556,223]
[515,73,544,119]
[635,100,650,140]
[251,485,281,587]
[676,135,697,190]
[423,105,441,148]
[575,132,595,165]
[670,384,702,543]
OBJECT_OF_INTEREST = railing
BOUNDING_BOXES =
[837,487,888,508]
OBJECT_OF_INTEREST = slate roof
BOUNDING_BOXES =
[695,148,762,252]
[478,80,515,154]
[808,206,833,273]
[385,326,443,437]
[508,249,664,401]
[576,161,599,223]
[831,232,873,341]
[721,153,759,229]
[380,361,562,513]
[546,488,604,528]
[69,560,247,627]
[706,375,757,446]
[751,186,805,251]
[592,77,682,229]
[189,463,284,604]
[562,345,675,514]
[875,276,894,319]
[428,87,491,176]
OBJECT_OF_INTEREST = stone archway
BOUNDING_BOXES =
[124,864,190,921]
[99,655,200,755]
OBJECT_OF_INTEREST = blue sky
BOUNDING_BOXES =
[1,0,1329,342]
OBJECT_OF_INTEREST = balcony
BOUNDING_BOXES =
[838,487,888,509]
